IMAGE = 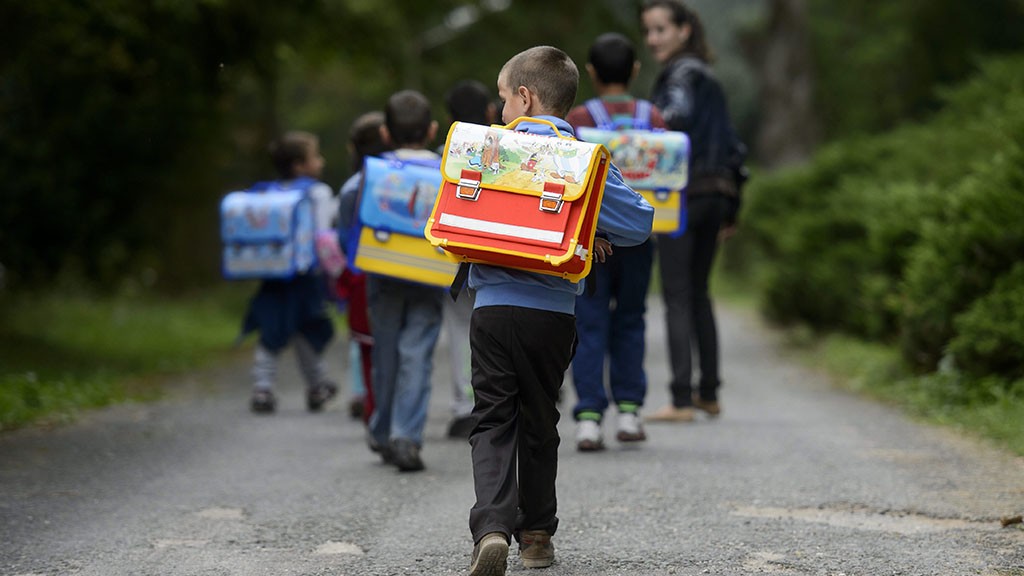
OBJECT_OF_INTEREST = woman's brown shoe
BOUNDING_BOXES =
[692,397,721,416]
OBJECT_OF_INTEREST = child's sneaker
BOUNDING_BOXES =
[519,529,554,568]
[469,532,508,576]
[306,381,338,412]
[575,418,604,452]
[616,410,647,442]
[250,390,276,414]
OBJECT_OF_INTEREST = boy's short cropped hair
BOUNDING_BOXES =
[445,80,492,125]
[269,131,317,179]
[500,46,579,118]
[385,90,433,147]
[348,111,388,173]
[589,32,636,85]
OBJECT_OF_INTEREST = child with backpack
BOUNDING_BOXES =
[464,46,654,576]
[237,131,339,413]
[439,80,498,439]
[337,111,392,423]
[563,32,668,451]
[343,90,445,473]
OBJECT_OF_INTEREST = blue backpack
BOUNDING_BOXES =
[220,177,319,280]
[349,153,457,286]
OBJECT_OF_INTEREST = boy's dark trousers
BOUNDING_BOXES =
[468,305,577,544]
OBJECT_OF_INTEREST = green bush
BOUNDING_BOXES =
[730,54,1024,378]
[948,263,1024,380]
[899,136,1024,370]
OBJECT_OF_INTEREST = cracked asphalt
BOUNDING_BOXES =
[1,300,1022,575]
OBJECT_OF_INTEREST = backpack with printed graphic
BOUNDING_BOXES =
[576,98,690,234]
[220,177,320,280]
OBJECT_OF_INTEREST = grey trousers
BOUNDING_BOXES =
[252,336,329,391]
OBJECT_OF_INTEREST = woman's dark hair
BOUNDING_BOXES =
[641,0,714,63]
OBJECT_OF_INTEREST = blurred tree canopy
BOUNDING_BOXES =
[1,0,759,293]
[807,0,1024,139]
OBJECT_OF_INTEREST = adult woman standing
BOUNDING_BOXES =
[642,0,747,421]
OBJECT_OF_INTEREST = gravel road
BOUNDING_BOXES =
[1,300,1021,575]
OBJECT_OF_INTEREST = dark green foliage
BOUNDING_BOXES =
[900,137,1024,371]
[808,0,1024,139]
[4,0,686,293]
[732,55,1024,380]
[950,263,1024,380]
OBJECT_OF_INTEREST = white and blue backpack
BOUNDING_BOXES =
[576,99,690,235]
[220,177,319,280]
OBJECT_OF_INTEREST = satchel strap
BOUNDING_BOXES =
[448,262,470,302]
[584,98,615,131]
[633,100,652,131]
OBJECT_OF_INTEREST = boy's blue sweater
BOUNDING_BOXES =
[469,115,654,314]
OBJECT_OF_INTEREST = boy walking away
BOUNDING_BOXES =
[241,131,339,413]
[362,91,445,472]
[338,111,392,423]
[467,47,654,575]
[565,33,666,451]
[440,80,497,439]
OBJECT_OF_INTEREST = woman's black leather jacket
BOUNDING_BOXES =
[650,55,747,204]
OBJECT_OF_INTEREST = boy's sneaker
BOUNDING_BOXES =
[575,419,605,452]
[306,382,338,412]
[616,411,647,442]
[519,529,554,568]
[250,390,276,414]
[469,532,509,576]
[390,437,425,472]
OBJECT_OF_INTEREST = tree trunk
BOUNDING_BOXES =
[745,0,818,170]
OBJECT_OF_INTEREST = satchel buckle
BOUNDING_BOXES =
[539,182,565,214]
[456,178,481,201]
[456,169,483,201]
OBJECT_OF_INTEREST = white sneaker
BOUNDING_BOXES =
[616,411,647,442]
[575,419,605,452]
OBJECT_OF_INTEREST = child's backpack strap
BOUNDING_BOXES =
[633,99,653,131]
[584,98,615,131]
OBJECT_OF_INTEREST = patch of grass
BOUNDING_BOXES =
[786,329,1024,456]
[0,285,253,431]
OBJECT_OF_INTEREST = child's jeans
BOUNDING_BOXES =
[571,239,654,418]
[366,275,444,448]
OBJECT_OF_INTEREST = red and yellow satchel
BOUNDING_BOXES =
[425,117,611,283]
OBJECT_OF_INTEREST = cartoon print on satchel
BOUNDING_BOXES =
[576,99,689,234]
[426,117,611,282]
